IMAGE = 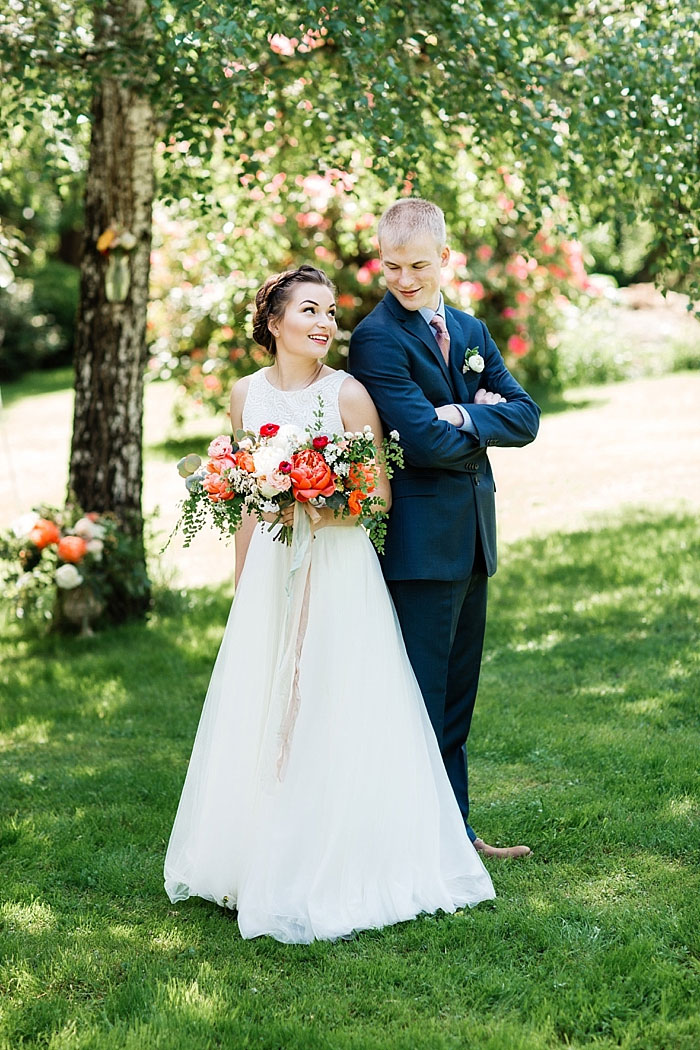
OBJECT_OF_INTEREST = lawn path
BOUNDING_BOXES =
[2,372,699,586]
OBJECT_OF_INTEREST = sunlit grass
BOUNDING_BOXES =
[0,511,698,1049]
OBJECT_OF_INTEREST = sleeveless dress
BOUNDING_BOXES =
[164,368,495,943]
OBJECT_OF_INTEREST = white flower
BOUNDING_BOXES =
[55,564,83,590]
[73,516,106,541]
[238,437,254,450]
[268,424,303,456]
[344,431,354,439]
[252,445,284,477]
[389,430,400,441]
[11,512,39,539]
[260,499,279,514]
[335,462,350,476]
[86,539,104,558]
[464,353,485,374]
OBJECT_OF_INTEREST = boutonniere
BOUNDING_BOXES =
[463,347,485,374]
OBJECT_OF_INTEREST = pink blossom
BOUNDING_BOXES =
[501,307,518,320]
[356,266,372,285]
[506,255,536,281]
[367,257,382,274]
[297,211,324,228]
[208,435,233,460]
[476,245,493,263]
[507,334,530,357]
[497,193,515,214]
[258,469,292,498]
[269,34,297,56]
[461,280,485,301]
[516,291,530,305]
[548,264,569,281]
[355,212,375,230]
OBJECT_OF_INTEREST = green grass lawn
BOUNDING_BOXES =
[1,511,698,1050]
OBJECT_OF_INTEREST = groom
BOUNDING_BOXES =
[348,199,540,858]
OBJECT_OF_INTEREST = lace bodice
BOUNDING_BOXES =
[242,368,349,436]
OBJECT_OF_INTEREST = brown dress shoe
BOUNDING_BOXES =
[473,838,532,859]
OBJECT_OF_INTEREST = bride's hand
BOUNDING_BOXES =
[261,504,295,527]
[305,504,356,533]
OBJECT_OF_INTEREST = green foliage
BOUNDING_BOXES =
[0,259,79,380]
[0,1,698,297]
[0,510,698,1048]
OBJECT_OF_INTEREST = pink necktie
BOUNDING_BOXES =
[429,315,451,364]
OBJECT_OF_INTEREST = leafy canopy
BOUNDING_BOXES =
[1,1,698,292]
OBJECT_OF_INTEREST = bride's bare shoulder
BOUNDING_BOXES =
[338,373,375,411]
[230,371,256,427]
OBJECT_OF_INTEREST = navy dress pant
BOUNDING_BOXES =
[388,539,488,843]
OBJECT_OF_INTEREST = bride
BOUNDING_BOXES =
[164,264,495,943]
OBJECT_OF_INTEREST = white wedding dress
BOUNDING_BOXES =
[164,368,495,942]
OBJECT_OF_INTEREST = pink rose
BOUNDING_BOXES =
[258,470,293,498]
[207,435,233,459]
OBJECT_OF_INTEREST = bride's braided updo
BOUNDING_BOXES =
[252,264,336,356]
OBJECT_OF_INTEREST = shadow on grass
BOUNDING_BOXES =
[1,366,74,406]
[527,381,607,416]
[146,434,221,460]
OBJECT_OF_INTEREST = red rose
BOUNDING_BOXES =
[312,435,330,450]
[290,449,335,502]
[260,423,280,438]
[278,461,292,474]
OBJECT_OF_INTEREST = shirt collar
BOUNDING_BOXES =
[418,294,445,327]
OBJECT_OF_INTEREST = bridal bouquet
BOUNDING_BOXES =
[172,405,403,554]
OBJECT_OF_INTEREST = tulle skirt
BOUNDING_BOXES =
[164,522,494,943]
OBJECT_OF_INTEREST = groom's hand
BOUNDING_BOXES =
[435,404,464,426]
[474,388,507,406]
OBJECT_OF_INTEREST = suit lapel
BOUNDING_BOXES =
[446,308,471,400]
[383,292,453,387]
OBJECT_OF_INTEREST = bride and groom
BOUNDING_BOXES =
[164,198,540,943]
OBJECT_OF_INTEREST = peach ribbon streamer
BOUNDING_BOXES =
[273,501,319,780]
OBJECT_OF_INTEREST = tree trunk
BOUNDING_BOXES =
[69,1,154,617]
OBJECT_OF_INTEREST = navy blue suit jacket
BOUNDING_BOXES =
[348,292,540,581]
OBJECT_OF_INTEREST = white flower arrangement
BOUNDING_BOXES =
[463,347,485,374]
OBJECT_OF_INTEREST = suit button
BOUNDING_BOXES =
[474,476,480,485]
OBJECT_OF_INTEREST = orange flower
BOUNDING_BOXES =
[202,473,235,502]
[206,455,235,474]
[57,535,88,563]
[290,449,335,502]
[347,490,368,516]
[232,449,255,472]
[348,460,377,492]
[29,518,60,549]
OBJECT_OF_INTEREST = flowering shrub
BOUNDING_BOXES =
[147,155,598,410]
[0,505,149,632]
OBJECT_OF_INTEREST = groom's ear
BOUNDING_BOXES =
[440,245,451,267]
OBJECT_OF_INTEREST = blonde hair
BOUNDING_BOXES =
[377,198,447,250]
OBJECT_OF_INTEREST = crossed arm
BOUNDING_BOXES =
[348,321,540,473]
